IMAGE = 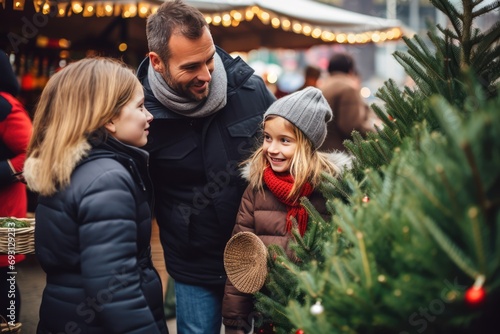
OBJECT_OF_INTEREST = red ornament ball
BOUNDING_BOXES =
[362,195,370,203]
[465,286,485,305]
[296,330,305,334]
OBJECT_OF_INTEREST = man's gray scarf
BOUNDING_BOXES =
[148,53,227,118]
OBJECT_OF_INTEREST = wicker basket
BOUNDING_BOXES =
[0,217,35,255]
[0,316,22,333]
[224,231,268,294]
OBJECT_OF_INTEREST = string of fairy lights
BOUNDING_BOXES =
[2,0,402,44]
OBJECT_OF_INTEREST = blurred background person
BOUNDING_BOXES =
[298,64,322,90]
[275,64,322,99]
[319,52,380,152]
[0,50,32,329]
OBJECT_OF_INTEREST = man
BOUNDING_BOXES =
[137,1,276,333]
[319,52,380,152]
[299,65,322,90]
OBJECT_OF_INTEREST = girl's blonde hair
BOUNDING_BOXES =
[25,57,141,196]
[244,116,341,202]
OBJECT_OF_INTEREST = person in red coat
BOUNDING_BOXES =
[0,49,33,325]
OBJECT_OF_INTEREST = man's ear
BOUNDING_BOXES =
[104,120,116,133]
[149,52,164,73]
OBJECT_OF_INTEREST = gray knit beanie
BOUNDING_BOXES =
[264,86,332,149]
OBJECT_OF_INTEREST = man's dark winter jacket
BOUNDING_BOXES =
[32,137,168,334]
[137,46,276,286]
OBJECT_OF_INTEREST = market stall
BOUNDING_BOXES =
[0,0,405,55]
[186,0,404,51]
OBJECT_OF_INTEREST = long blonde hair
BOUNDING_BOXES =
[24,57,140,196]
[244,116,341,201]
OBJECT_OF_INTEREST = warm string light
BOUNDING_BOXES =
[203,6,403,44]
[6,0,160,18]
[4,2,403,44]
[13,0,25,10]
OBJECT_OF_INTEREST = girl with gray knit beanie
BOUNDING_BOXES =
[222,86,351,334]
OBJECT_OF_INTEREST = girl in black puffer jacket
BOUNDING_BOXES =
[23,57,168,334]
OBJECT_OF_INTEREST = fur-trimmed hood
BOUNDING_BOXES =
[23,140,91,194]
[240,150,353,181]
[24,136,150,195]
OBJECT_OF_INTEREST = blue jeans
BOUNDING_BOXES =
[175,280,224,334]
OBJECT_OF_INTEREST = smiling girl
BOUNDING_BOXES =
[222,87,351,334]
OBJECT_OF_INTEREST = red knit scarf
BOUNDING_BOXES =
[263,166,313,236]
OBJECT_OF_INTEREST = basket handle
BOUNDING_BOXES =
[0,315,22,333]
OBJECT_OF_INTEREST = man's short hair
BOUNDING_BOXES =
[304,65,321,80]
[327,53,355,74]
[146,0,208,63]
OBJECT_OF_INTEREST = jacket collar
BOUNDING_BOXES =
[80,136,150,192]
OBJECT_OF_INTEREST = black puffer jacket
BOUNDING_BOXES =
[137,47,276,286]
[33,137,168,334]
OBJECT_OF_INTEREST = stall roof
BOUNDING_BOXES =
[0,0,406,55]
[186,0,406,51]
[187,0,402,31]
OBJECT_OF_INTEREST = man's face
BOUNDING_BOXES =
[161,27,216,101]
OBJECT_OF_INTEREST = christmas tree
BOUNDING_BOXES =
[255,0,500,333]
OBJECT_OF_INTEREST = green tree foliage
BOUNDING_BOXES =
[255,0,500,333]
[346,0,500,173]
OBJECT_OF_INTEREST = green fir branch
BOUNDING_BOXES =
[356,231,373,289]
[339,256,361,284]
[467,207,488,273]
[431,0,462,21]
[435,164,461,215]
[377,124,403,149]
[331,257,349,289]
[371,103,393,125]
[409,212,480,278]
[407,34,446,82]
[375,78,413,123]
[393,49,434,95]
[435,23,459,41]
[320,172,352,204]
[399,168,454,218]
[429,96,462,147]
[431,0,463,35]
[475,22,500,57]
[462,142,489,218]
[472,0,500,17]
[297,271,320,298]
